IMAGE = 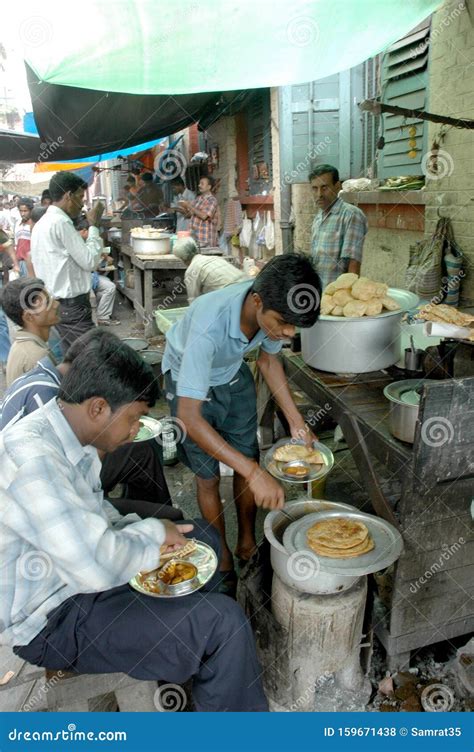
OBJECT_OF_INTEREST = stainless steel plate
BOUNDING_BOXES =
[133,416,162,442]
[283,510,403,576]
[129,541,218,598]
[121,337,149,351]
[264,438,334,484]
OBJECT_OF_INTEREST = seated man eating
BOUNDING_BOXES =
[0,336,267,712]
[0,328,178,520]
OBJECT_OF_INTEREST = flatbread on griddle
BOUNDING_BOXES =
[312,537,374,558]
[306,517,374,558]
[306,518,369,549]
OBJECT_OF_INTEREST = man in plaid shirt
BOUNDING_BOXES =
[180,175,218,248]
[309,164,368,290]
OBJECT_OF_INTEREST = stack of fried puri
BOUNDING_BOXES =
[306,517,374,558]
[320,273,400,318]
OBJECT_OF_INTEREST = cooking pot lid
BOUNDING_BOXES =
[282,510,403,576]
[399,388,421,406]
[384,378,436,405]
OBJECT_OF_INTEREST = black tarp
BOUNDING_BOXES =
[0,64,250,163]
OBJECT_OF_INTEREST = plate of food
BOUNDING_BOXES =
[264,438,334,483]
[282,510,403,576]
[130,539,218,598]
[133,416,162,442]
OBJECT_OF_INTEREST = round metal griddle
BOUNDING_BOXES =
[264,438,334,484]
[283,510,403,577]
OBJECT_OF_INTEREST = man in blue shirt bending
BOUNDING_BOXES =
[162,253,321,586]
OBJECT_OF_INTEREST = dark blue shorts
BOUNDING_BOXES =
[164,362,259,480]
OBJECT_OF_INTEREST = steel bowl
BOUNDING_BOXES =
[264,499,360,594]
[161,561,199,596]
[384,378,435,443]
[281,460,311,479]
[301,288,419,374]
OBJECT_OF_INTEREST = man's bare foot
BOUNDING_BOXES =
[234,544,257,562]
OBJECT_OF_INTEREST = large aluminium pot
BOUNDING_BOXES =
[384,378,435,444]
[131,235,171,255]
[301,288,419,374]
[264,499,360,595]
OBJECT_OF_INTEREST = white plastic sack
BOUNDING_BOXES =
[264,211,275,250]
[239,212,252,248]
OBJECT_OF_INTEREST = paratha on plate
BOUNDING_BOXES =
[274,444,324,465]
[306,518,368,548]
[306,517,374,558]
[311,537,374,558]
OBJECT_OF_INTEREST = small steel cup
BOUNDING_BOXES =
[162,561,199,596]
[404,348,424,372]
[281,460,311,479]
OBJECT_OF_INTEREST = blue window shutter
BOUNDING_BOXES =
[378,20,430,178]
[285,63,366,184]
[247,89,272,194]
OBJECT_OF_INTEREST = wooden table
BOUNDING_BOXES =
[282,351,474,669]
[118,244,186,335]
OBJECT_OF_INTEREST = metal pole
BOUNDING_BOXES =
[278,87,294,253]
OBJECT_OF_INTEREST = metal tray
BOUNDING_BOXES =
[133,416,162,442]
[264,438,334,484]
[129,541,218,598]
[121,337,149,351]
[283,510,403,576]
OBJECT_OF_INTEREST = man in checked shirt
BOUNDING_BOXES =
[309,164,368,290]
[180,175,219,248]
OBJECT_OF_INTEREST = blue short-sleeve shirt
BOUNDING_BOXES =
[162,281,282,400]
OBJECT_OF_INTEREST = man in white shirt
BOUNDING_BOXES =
[168,177,196,231]
[31,172,104,353]
[172,236,244,303]
[9,196,21,236]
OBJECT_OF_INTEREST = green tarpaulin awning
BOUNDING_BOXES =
[20,0,442,95]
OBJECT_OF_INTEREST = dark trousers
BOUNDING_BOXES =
[101,440,183,521]
[14,522,268,712]
[56,295,94,354]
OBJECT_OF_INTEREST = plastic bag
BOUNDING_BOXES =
[239,211,252,248]
[264,211,275,250]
